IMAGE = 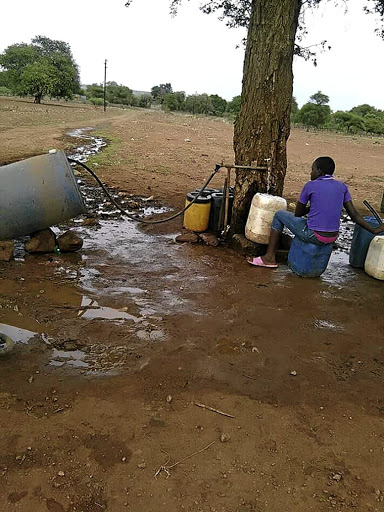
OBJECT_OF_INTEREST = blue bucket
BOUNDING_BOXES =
[349,216,381,268]
[288,236,333,277]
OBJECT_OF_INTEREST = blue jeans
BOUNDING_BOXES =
[271,210,328,246]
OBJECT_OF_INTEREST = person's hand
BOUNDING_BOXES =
[373,223,384,234]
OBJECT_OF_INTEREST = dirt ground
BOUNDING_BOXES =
[0,97,384,512]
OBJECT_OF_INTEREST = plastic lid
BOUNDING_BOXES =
[187,191,212,203]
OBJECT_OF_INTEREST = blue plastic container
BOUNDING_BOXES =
[349,216,380,268]
[288,236,333,277]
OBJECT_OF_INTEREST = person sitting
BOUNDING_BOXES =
[247,156,384,268]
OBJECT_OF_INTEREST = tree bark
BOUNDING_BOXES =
[231,0,302,234]
[34,92,43,104]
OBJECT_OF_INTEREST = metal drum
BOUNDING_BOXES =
[0,151,86,240]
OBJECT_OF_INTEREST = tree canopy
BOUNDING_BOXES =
[127,1,384,58]
[0,35,80,103]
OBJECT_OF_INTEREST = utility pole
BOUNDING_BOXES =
[103,59,107,112]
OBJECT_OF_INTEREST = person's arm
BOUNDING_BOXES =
[344,201,384,234]
[295,201,310,217]
[296,183,311,217]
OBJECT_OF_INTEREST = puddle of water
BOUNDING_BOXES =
[135,329,165,341]
[0,323,37,344]
[77,296,140,322]
[67,128,107,162]
[81,305,139,322]
[50,348,89,368]
[314,319,344,331]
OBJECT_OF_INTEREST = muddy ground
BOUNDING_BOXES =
[0,97,384,512]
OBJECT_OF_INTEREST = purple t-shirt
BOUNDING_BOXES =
[298,175,352,232]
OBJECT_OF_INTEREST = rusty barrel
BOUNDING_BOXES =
[0,151,86,240]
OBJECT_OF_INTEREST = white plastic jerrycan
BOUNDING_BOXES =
[364,235,384,280]
[245,193,287,244]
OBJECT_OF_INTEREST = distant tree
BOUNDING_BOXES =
[85,84,104,99]
[106,82,134,105]
[209,94,227,115]
[151,83,173,103]
[309,91,329,105]
[137,95,152,108]
[163,93,179,111]
[162,91,185,111]
[296,103,331,127]
[331,111,366,133]
[363,113,384,134]
[291,96,299,113]
[291,96,299,121]
[349,104,379,117]
[226,95,242,116]
[184,93,213,115]
[0,36,80,103]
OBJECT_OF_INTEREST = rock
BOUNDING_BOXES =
[290,371,297,376]
[25,229,56,253]
[199,233,220,247]
[176,230,199,243]
[62,342,78,352]
[166,395,173,403]
[0,241,14,262]
[126,200,140,210]
[137,462,146,469]
[220,432,230,443]
[332,472,342,482]
[229,234,266,257]
[57,231,83,252]
[82,217,100,227]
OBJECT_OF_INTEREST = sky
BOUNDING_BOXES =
[1,0,384,111]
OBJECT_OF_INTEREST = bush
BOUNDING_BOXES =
[90,97,104,106]
[329,111,366,133]
[0,86,12,96]
[137,95,152,108]
[296,103,331,127]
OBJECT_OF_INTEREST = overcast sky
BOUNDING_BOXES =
[1,0,383,111]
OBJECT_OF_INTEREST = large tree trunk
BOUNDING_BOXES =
[231,0,302,234]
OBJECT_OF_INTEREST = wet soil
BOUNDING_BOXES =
[0,98,384,512]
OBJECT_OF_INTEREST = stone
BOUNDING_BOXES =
[82,217,100,227]
[220,432,230,443]
[176,230,199,244]
[126,200,140,210]
[62,342,78,352]
[25,229,56,253]
[0,241,14,262]
[57,231,83,252]
[229,234,266,258]
[199,232,219,247]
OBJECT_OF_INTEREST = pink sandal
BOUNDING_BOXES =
[247,256,278,268]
